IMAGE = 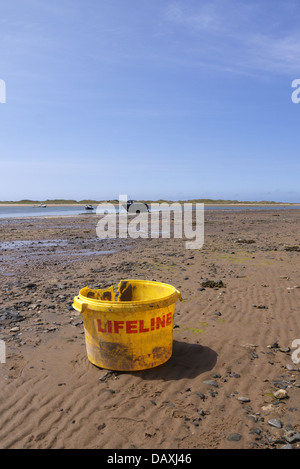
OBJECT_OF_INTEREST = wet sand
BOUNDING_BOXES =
[0,209,299,449]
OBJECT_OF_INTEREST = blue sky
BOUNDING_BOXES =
[0,0,300,202]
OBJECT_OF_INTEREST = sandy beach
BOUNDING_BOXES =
[0,208,300,450]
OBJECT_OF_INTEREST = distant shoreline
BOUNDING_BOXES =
[0,200,299,207]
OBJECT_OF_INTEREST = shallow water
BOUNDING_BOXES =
[0,239,68,250]
[0,204,299,219]
[0,205,91,219]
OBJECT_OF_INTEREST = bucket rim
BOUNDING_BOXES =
[73,279,182,312]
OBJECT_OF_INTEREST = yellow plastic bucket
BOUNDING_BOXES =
[73,279,182,371]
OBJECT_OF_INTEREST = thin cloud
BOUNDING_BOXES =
[164,1,300,76]
[247,32,300,73]
[165,3,219,32]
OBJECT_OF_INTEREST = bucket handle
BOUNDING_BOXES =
[176,290,182,301]
[73,296,88,313]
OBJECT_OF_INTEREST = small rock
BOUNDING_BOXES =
[236,238,256,244]
[262,404,275,412]
[203,380,218,388]
[98,371,113,381]
[284,431,300,443]
[246,414,258,423]
[249,428,261,435]
[71,321,83,327]
[271,379,289,388]
[201,279,226,289]
[97,423,106,431]
[286,423,294,432]
[273,389,288,400]
[44,327,58,333]
[268,418,283,429]
[227,433,242,442]
[286,363,300,371]
[238,396,251,403]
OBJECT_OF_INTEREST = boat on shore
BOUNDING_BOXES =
[125,199,150,213]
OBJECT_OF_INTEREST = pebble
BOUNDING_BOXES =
[249,428,261,436]
[25,283,37,289]
[98,371,113,381]
[227,433,242,442]
[273,389,288,399]
[246,414,258,423]
[262,404,274,412]
[286,363,299,371]
[284,432,300,443]
[43,327,57,333]
[268,418,283,429]
[201,279,225,288]
[71,321,83,327]
[237,396,251,403]
[203,380,219,388]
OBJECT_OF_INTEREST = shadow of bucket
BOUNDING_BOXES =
[73,279,182,371]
